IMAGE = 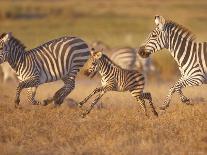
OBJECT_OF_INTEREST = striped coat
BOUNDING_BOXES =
[138,15,207,110]
[0,33,90,106]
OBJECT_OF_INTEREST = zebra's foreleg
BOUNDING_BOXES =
[141,92,158,116]
[27,87,41,105]
[15,78,39,107]
[81,86,113,117]
[78,87,103,107]
[81,91,105,118]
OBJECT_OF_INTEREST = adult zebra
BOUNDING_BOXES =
[0,33,90,107]
[138,15,207,110]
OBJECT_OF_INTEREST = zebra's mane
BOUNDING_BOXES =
[102,54,125,69]
[165,20,196,41]
[10,36,26,50]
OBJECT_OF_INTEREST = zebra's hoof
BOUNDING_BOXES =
[81,113,86,118]
[181,97,190,104]
[159,105,168,111]
[78,102,84,108]
[154,111,159,117]
[14,98,20,105]
[42,100,49,106]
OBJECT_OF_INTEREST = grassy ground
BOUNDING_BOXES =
[0,1,207,154]
[0,79,206,155]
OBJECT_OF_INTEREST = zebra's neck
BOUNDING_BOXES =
[6,37,26,72]
[98,54,119,77]
[165,27,197,72]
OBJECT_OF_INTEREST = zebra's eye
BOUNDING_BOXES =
[151,34,157,37]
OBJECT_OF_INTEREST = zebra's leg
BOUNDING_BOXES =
[15,77,39,107]
[78,87,103,107]
[140,92,158,116]
[53,77,75,106]
[161,77,203,110]
[27,87,41,105]
[81,86,113,118]
[160,85,176,110]
[81,91,105,118]
[130,90,148,117]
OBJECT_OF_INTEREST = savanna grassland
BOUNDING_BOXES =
[0,0,207,155]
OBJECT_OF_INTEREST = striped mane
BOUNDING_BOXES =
[164,20,196,41]
[102,54,124,69]
[10,36,26,50]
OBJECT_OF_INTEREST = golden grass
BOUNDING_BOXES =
[0,79,206,155]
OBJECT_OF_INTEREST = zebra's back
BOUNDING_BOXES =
[26,36,90,83]
[111,47,138,70]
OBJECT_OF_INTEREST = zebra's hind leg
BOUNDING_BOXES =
[14,77,39,108]
[130,90,148,117]
[53,77,75,106]
[160,86,176,110]
[27,87,41,105]
[140,92,158,116]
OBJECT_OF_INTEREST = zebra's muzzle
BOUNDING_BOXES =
[84,70,97,78]
[137,46,151,58]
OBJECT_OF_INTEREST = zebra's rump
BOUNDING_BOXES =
[27,36,90,83]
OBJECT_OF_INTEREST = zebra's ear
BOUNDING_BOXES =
[95,51,102,59]
[1,32,12,42]
[155,15,165,30]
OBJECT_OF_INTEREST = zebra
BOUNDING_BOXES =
[91,41,157,78]
[0,32,90,107]
[110,47,156,73]
[1,62,17,83]
[78,49,158,118]
[138,15,207,110]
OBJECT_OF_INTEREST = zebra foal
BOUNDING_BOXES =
[138,15,207,110]
[0,32,89,107]
[78,49,158,117]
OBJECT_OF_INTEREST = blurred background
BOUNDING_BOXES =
[0,0,206,80]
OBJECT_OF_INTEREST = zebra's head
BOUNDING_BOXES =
[138,15,167,58]
[84,48,103,78]
[0,32,12,64]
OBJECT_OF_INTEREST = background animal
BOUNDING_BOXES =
[0,62,17,83]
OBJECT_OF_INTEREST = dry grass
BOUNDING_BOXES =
[0,78,206,155]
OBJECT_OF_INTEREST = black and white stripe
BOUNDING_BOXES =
[0,33,90,107]
[78,49,158,117]
[110,47,156,75]
[138,15,207,110]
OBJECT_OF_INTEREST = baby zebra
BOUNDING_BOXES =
[78,49,158,117]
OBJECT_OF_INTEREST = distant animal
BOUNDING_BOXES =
[110,47,156,73]
[0,62,17,82]
[91,41,157,77]
[138,15,207,110]
[0,32,90,107]
[78,49,158,118]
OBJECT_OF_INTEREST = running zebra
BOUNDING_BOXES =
[0,32,90,107]
[138,15,207,110]
[78,49,158,118]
